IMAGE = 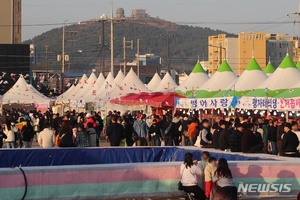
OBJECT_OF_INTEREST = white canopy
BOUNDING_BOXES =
[147,73,161,92]
[176,61,209,94]
[73,73,98,100]
[57,74,88,101]
[108,68,147,100]
[256,55,300,91]
[1,76,50,104]
[88,72,115,102]
[234,58,268,91]
[83,73,106,102]
[199,60,237,92]
[154,72,178,92]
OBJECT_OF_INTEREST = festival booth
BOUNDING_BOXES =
[176,61,209,95]
[189,60,237,98]
[154,72,178,92]
[72,73,98,101]
[83,72,106,102]
[146,72,162,92]
[1,76,50,112]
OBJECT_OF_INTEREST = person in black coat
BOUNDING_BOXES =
[212,120,224,149]
[21,119,35,148]
[59,120,74,147]
[230,123,244,152]
[218,121,231,151]
[124,118,134,146]
[241,123,255,153]
[282,123,299,157]
[267,120,278,155]
[106,115,125,146]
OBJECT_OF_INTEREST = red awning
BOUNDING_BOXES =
[148,92,186,108]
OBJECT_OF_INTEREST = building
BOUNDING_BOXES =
[238,32,266,74]
[208,32,296,76]
[131,9,149,18]
[0,44,30,94]
[290,36,300,63]
[116,8,125,18]
[0,0,22,44]
[266,34,293,68]
[208,34,238,74]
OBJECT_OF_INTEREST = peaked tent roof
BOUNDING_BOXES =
[96,73,105,85]
[87,72,115,102]
[189,60,237,98]
[57,74,88,101]
[154,72,178,92]
[264,61,275,76]
[214,58,268,97]
[147,73,162,92]
[176,61,209,94]
[112,70,125,89]
[108,68,147,101]
[245,55,300,97]
[2,76,50,104]
[73,73,98,100]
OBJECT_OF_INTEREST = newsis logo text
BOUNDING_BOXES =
[238,183,292,193]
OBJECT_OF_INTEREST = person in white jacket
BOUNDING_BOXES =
[180,153,206,200]
[4,122,17,148]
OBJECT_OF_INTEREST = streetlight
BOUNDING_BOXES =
[99,14,107,72]
[208,44,227,65]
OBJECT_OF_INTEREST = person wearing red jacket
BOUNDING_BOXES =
[84,113,97,128]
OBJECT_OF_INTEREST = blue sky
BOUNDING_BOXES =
[23,0,299,40]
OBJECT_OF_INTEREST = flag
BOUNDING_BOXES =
[229,96,240,109]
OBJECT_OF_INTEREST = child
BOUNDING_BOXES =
[204,157,217,198]
[198,151,210,170]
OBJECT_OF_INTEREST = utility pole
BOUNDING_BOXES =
[99,14,107,72]
[123,37,133,75]
[61,20,67,92]
[137,39,140,77]
[46,45,49,88]
[110,4,114,76]
[167,35,170,72]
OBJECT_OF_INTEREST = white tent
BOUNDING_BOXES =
[89,72,115,102]
[234,58,268,91]
[255,55,300,91]
[154,72,178,92]
[147,73,161,92]
[111,70,125,89]
[83,73,106,102]
[108,68,147,100]
[73,73,98,100]
[57,74,88,101]
[176,61,209,94]
[1,76,50,104]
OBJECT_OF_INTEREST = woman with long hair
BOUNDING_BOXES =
[59,121,74,147]
[75,123,89,147]
[210,158,237,200]
[180,153,206,200]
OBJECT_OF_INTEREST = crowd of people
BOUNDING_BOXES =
[0,108,299,158]
[179,152,237,200]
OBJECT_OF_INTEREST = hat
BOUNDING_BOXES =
[86,113,92,118]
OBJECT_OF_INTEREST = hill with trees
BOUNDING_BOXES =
[24,17,236,72]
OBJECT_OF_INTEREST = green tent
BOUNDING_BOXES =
[246,55,300,97]
[176,61,209,95]
[264,61,275,76]
[188,60,237,98]
[213,58,267,97]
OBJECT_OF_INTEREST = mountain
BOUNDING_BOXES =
[24,17,236,72]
